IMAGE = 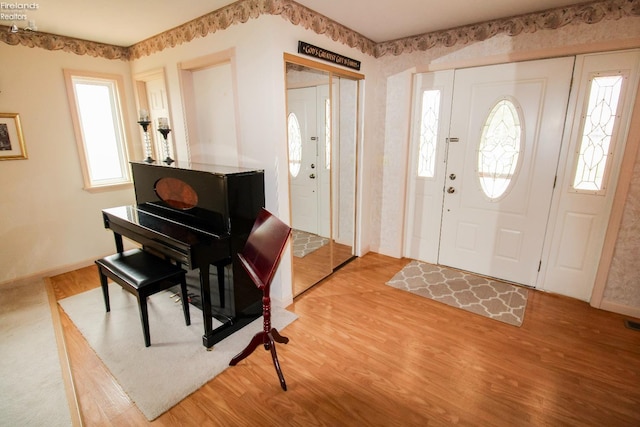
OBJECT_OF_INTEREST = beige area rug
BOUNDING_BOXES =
[292,229,329,258]
[386,260,528,326]
[0,280,73,426]
[59,283,297,421]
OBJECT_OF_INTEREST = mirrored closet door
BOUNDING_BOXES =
[285,54,363,296]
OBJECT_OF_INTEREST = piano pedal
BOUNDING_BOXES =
[169,292,179,298]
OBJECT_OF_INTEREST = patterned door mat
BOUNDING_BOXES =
[386,260,528,326]
[292,229,329,258]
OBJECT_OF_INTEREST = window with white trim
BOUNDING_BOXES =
[64,70,131,190]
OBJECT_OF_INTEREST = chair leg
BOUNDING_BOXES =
[99,270,110,312]
[138,296,151,347]
[267,331,287,391]
[179,277,191,326]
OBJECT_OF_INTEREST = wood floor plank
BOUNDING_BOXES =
[49,253,640,426]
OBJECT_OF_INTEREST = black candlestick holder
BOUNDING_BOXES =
[158,128,174,165]
[137,120,154,163]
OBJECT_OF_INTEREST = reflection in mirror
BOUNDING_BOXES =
[286,60,360,297]
[287,63,332,296]
[331,76,357,270]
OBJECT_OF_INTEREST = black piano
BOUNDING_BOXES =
[102,161,265,348]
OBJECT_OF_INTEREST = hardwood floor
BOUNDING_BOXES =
[50,253,640,426]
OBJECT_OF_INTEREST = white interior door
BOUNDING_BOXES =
[288,86,319,234]
[439,57,575,286]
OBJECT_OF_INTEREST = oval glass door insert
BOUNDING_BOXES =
[477,98,523,200]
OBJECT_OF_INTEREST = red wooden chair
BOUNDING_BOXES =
[229,208,292,390]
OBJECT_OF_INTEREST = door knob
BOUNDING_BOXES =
[309,173,316,179]
[447,187,455,194]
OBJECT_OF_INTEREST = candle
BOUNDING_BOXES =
[139,109,149,122]
[158,117,169,129]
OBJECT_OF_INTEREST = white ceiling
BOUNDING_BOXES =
[4,0,586,46]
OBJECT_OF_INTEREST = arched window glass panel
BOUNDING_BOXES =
[478,98,522,200]
[288,112,302,177]
[417,90,441,178]
[572,74,624,193]
[325,98,331,169]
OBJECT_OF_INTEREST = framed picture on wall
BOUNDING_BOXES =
[0,113,27,160]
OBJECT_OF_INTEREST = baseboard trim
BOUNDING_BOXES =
[1,244,140,288]
[0,259,97,288]
[45,278,84,427]
[599,299,640,320]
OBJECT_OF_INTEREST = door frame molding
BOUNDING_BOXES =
[284,54,365,297]
[284,53,364,81]
[590,78,640,314]
[178,48,240,164]
[133,67,169,161]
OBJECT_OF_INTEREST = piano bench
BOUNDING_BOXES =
[95,248,191,347]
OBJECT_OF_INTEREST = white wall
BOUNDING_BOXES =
[3,6,639,313]
[129,15,375,305]
[0,43,137,285]
[189,62,239,165]
[0,13,375,306]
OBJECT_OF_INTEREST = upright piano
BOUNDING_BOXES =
[102,161,265,348]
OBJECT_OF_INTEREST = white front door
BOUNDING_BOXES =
[438,57,575,286]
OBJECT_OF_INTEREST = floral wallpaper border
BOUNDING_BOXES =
[375,0,640,57]
[0,27,129,60]
[1,0,638,61]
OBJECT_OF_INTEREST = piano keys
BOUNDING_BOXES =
[102,161,265,348]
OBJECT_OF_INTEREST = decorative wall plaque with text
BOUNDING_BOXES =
[298,41,361,71]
